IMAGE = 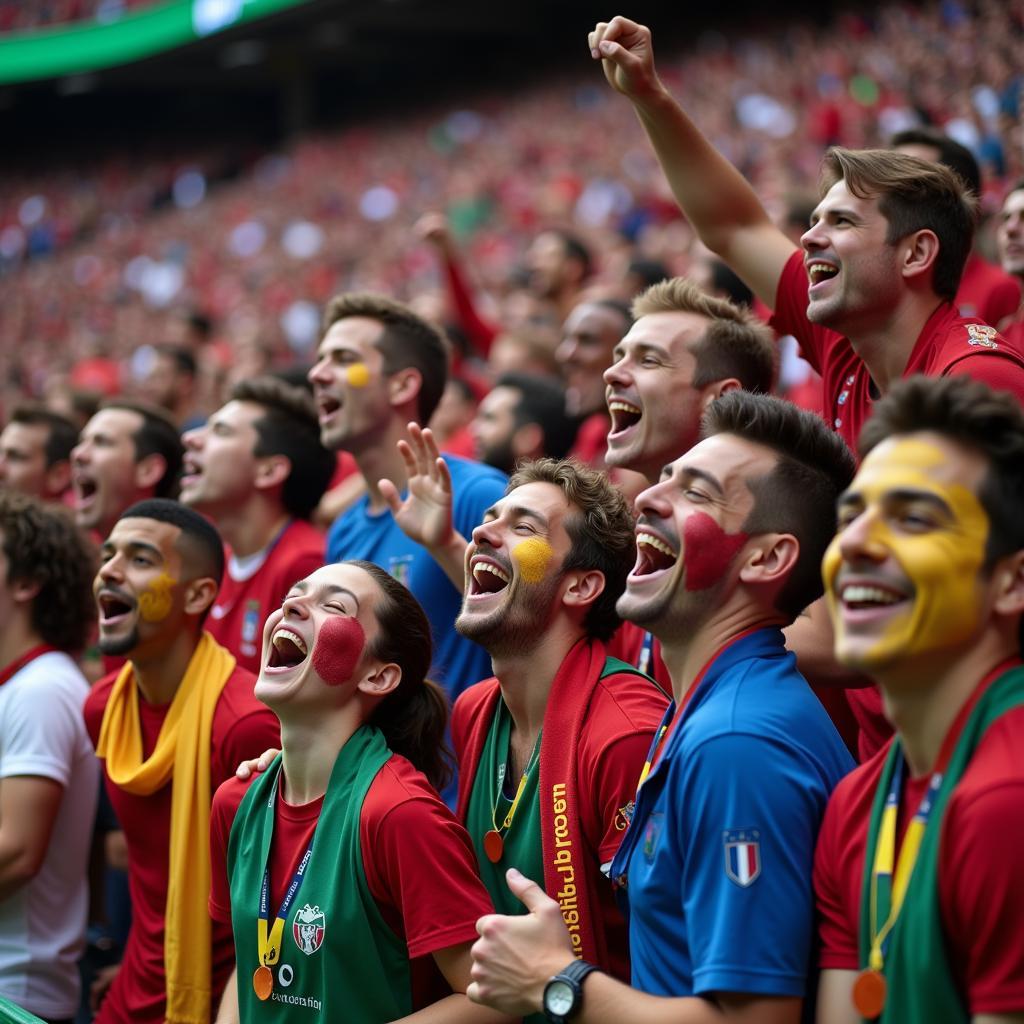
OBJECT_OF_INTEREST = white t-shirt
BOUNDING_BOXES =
[0,650,98,1018]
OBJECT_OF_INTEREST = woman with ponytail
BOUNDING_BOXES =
[209,561,508,1024]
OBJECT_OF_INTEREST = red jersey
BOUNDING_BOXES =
[569,412,611,469]
[956,251,1022,327]
[772,249,1024,760]
[606,621,673,695]
[210,754,492,1005]
[207,520,324,674]
[813,705,1024,1014]
[84,666,281,1024]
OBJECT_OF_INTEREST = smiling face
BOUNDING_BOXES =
[823,433,991,676]
[617,434,771,634]
[72,409,150,536]
[94,517,189,658]
[307,317,392,454]
[255,563,382,713]
[997,188,1024,279]
[555,304,628,417]
[604,312,711,483]
[456,481,574,657]
[180,400,263,513]
[801,180,903,334]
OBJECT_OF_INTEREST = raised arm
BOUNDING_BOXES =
[590,16,796,306]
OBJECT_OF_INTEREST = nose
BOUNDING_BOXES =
[470,516,504,551]
[801,220,827,252]
[71,439,89,465]
[604,353,630,389]
[183,425,204,451]
[634,478,672,520]
[280,590,313,620]
[308,354,331,388]
[836,507,887,564]
[97,550,125,585]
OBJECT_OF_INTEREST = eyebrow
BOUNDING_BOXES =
[678,466,725,495]
[101,540,164,559]
[839,487,954,516]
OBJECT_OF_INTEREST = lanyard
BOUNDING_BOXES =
[637,631,654,676]
[256,776,317,968]
[866,757,942,973]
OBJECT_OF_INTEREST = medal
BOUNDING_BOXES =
[252,965,273,1001]
[852,968,886,1018]
[483,829,504,863]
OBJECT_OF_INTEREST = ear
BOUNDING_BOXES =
[900,229,941,285]
[389,368,423,412]
[183,576,218,618]
[254,454,291,493]
[738,533,800,589]
[133,453,168,493]
[511,423,543,459]
[700,378,742,411]
[9,578,41,605]
[44,459,72,499]
[561,568,606,612]
[991,551,1024,621]
[356,661,402,699]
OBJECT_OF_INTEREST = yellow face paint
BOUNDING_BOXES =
[345,363,370,388]
[138,572,177,622]
[511,537,554,584]
[823,436,989,673]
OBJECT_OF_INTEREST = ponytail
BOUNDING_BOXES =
[371,678,453,793]
[344,560,455,793]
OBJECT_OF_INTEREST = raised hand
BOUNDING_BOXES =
[380,423,455,550]
[588,16,662,101]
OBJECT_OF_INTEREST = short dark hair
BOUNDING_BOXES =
[155,344,197,379]
[494,372,579,460]
[118,498,225,588]
[350,560,452,792]
[507,458,635,641]
[859,375,1024,578]
[702,392,856,622]
[230,377,335,520]
[321,293,449,424]
[820,147,976,302]
[890,127,981,197]
[99,399,184,498]
[632,278,776,394]
[594,298,633,333]
[10,404,77,467]
[0,493,96,651]
[548,229,593,281]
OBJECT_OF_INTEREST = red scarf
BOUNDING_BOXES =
[455,638,610,967]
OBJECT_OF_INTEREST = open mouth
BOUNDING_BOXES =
[317,395,341,422]
[266,627,309,671]
[806,261,839,287]
[468,556,511,598]
[632,530,678,577]
[74,474,98,505]
[97,592,134,625]
[608,398,642,437]
[839,583,906,612]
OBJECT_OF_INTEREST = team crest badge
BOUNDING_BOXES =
[723,828,762,887]
[966,323,999,349]
[292,904,326,955]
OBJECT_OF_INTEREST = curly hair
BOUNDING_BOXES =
[0,492,97,652]
[507,458,635,641]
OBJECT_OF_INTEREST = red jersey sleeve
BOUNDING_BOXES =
[943,780,1024,1014]
[945,353,1024,405]
[813,792,860,971]
[591,730,656,864]
[769,250,833,376]
[361,760,493,960]
[209,776,254,923]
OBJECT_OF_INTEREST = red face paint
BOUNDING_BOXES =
[311,615,365,686]
[681,511,748,592]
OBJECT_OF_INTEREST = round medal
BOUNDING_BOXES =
[852,968,887,1019]
[483,829,504,863]
[253,965,274,1001]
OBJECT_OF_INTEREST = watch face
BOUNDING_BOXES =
[545,979,575,1016]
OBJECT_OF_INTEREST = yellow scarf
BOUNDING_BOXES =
[96,632,237,1024]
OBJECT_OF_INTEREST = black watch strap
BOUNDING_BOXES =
[543,959,600,1022]
[559,959,599,988]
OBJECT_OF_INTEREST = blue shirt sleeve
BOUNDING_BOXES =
[678,731,822,997]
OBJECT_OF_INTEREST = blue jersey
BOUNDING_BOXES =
[611,627,854,998]
[326,454,507,703]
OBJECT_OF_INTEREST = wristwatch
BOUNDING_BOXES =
[542,959,600,1023]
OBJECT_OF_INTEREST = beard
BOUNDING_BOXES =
[99,625,140,657]
[456,574,562,659]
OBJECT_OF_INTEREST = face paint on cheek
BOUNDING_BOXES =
[511,537,554,584]
[681,512,748,592]
[137,573,176,622]
[312,615,366,686]
[345,364,370,388]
